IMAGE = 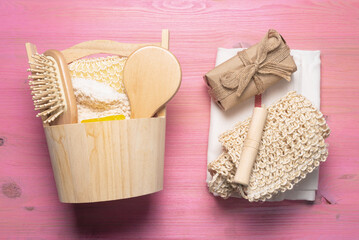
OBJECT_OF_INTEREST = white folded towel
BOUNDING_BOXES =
[206,48,321,201]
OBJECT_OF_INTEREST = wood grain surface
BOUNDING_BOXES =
[45,118,166,203]
[0,0,358,239]
[124,46,181,118]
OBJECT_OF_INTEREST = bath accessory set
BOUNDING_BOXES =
[25,30,182,203]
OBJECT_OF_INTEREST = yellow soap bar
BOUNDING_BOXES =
[81,115,126,123]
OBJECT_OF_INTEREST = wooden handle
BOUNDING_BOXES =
[61,40,162,64]
[61,29,169,64]
[156,29,170,117]
[44,50,78,125]
[233,107,268,186]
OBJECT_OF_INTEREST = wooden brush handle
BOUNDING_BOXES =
[233,107,268,186]
[44,50,78,125]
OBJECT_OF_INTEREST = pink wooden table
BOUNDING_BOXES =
[1,0,359,239]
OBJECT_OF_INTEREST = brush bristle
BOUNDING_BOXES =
[28,53,65,123]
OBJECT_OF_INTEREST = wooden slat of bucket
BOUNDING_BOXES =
[44,117,166,203]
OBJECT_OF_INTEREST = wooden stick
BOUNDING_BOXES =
[161,29,169,49]
[233,107,268,186]
[157,29,170,117]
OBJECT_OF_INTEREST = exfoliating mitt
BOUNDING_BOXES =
[208,91,330,202]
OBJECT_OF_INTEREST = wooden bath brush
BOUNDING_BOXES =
[26,43,77,125]
[124,46,181,119]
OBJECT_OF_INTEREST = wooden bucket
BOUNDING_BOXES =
[44,117,166,203]
[28,30,171,203]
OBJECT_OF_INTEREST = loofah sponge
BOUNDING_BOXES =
[68,56,131,122]
[208,91,330,202]
[69,55,127,94]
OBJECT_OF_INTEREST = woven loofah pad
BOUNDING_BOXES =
[69,56,127,94]
[208,91,330,202]
[68,56,131,122]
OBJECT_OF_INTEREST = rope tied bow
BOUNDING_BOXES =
[220,29,294,97]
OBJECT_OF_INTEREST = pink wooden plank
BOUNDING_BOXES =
[1,0,359,239]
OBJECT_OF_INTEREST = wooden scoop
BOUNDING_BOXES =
[124,46,181,119]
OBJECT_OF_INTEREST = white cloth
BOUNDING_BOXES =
[207,48,321,201]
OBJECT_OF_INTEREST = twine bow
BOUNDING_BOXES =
[220,29,294,97]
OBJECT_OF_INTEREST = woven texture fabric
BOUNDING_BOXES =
[71,77,131,122]
[68,56,131,121]
[69,56,127,94]
[208,91,330,202]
